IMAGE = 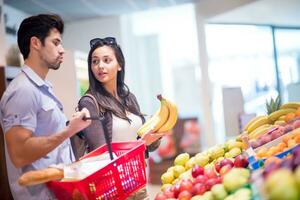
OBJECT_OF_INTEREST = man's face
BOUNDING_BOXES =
[39,28,65,70]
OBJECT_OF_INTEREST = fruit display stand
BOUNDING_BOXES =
[153,100,300,200]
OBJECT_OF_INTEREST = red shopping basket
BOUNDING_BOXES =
[47,141,147,200]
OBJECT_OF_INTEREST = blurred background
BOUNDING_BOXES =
[1,0,300,198]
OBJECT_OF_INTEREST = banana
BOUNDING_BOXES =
[249,124,274,139]
[157,98,178,132]
[280,102,300,109]
[274,120,286,125]
[244,116,266,131]
[268,108,296,122]
[278,115,286,121]
[246,116,270,133]
[137,94,169,137]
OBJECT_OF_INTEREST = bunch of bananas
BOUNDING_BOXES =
[137,94,178,137]
[243,102,300,139]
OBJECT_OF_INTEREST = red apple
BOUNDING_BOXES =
[205,168,218,179]
[163,186,175,198]
[260,135,272,145]
[172,184,181,198]
[234,155,249,168]
[194,174,209,184]
[215,161,222,173]
[178,190,192,200]
[270,130,282,140]
[179,180,193,193]
[191,165,204,178]
[250,140,261,148]
[205,177,220,190]
[155,193,167,200]
[221,158,234,166]
[192,183,207,195]
[293,120,300,129]
[284,124,294,133]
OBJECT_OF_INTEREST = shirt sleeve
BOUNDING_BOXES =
[78,97,106,152]
[1,86,38,133]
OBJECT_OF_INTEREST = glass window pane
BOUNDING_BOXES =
[275,28,300,103]
[205,24,278,141]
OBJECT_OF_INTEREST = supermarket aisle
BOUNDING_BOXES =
[147,184,160,199]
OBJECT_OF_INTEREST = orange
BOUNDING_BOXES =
[294,135,300,143]
[264,156,282,166]
[283,135,293,144]
[288,139,297,148]
[296,107,300,117]
[284,112,296,122]
[277,142,287,151]
[256,147,268,158]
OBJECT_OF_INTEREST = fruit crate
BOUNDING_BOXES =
[47,141,147,200]
[254,127,300,153]
[248,144,300,170]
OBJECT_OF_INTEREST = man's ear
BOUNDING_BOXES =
[30,36,42,50]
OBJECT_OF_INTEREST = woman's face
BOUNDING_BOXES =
[91,45,121,86]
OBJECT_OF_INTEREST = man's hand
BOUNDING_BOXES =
[66,108,91,137]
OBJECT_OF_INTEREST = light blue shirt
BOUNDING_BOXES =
[0,66,75,200]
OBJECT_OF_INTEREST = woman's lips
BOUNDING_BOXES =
[98,72,107,78]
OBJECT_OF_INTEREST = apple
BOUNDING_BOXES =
[172,184,181,198]
[250,140,261,149]
[234,155,249,168]
[155,193,167,200]
[215,161,222,173]
[284,124,294,134]
[219,165,232,175]
[205,177,220,190]
[260,135,272,145]
[163,186,175,198]
[178,190,193,200]
[205,168,218,179]
[194,174,209,184]
[179,179,193,193]
[191,165,204,178]
[293,120,300,129]
[220,158,234,168]
[270,130,282,140]
[192,183,207,195]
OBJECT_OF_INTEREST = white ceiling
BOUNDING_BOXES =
[4,0,196,22]
[4,0,300,27]
[208,0,300,27]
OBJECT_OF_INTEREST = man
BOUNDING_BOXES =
[0,14,91,199]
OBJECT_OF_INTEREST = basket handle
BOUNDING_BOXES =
[101,116,114,160]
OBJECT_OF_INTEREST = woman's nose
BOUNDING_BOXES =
[97,61,104,69]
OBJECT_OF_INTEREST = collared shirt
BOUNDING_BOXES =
[0,66,75,200]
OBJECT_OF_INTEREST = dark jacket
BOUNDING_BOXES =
[71,93,160,160]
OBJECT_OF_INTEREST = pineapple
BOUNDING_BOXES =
[266,95,281,115]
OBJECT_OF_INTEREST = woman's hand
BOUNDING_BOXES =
[141,130,170,146]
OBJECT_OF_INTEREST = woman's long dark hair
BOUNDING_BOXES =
[86,39,144,122]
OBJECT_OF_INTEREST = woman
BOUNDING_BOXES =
[74,37,164,199]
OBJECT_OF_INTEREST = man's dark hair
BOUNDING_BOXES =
[17,14,64,59]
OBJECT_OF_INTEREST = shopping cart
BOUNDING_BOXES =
[47,116,147,200]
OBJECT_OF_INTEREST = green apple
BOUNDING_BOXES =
[211,184,228,200]
[161,171,174,184]
[173,165,186,178]
[174,153,190,166]
[194,154,209,167]
[266,169,300,200]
